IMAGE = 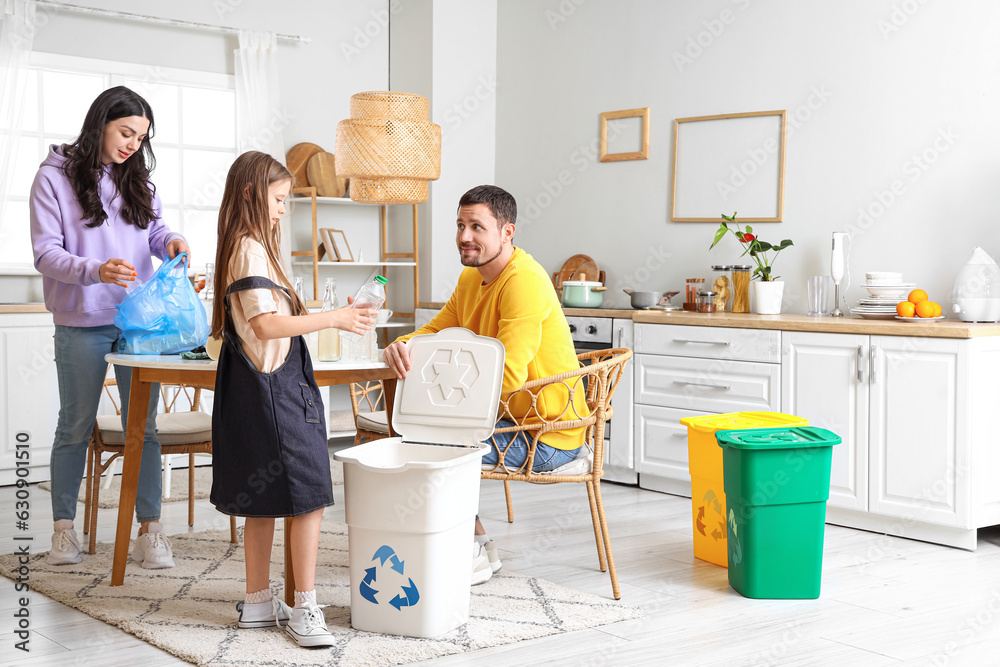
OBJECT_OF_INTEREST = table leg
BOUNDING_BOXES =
[383,378,397,437]
[111,368,151,586]
[284,517,295,606]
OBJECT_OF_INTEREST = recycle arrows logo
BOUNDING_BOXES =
[360,545,420,610]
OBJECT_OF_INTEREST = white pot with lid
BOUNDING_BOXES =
[952,246,1000,322]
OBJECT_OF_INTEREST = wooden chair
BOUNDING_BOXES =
[83,378,237,554]
[348,380,391,446]
[480,348,633,600]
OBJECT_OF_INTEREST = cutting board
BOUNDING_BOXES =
[306,152,348,197]
[286,142,324,188]
[552,254,604,290]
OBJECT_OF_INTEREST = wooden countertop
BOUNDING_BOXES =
[632,310,1000,339]
[562,307,636,318]
[0,304,49,314]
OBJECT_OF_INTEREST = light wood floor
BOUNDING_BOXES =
[4,446,1000,666]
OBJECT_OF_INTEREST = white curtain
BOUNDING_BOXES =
[234,30,292,274]
[0,0,36,230]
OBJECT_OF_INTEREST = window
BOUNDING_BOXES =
[0,53,236,273]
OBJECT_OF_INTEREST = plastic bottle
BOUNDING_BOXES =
[341,275,387,343]
[294,277,320,360]
[318,277,341,362]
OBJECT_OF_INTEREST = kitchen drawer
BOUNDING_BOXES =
[636,404,708,497]
[635,323,780,363]
[636,353,780,413]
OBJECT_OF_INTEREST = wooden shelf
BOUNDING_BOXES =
[292,261,417,267]
[291,186,420,319]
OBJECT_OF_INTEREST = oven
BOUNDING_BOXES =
[565,315,636,485]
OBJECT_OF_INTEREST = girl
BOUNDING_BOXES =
[209,151,374,647]
[30,86,188,569]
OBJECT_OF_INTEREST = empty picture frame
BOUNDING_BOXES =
[599,107,650,162]
[671,109,787,222]
[321,228,353,262]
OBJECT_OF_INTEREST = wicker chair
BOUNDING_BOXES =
[348,380,392,446]
[480,347,632,600]
[83,378,237,554]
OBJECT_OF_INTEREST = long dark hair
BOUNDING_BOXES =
[211,151,301,339]
[65,86,157,229]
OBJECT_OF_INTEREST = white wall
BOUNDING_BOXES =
[494,0,1000,312]
[2,0,389,302]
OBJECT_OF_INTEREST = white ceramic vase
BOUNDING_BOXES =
[753,280,784,314]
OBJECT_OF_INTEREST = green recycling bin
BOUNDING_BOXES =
[715,426,841,599]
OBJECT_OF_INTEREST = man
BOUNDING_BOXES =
[383,184,589,584]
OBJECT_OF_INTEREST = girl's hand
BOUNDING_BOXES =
[100,258,136,287]
[330,306,376,336]
[167,238,191,265]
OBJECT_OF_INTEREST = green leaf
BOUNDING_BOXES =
[776,239,794,249]
[756,241,773,252]
[744,225,753,234]
[710,224,729,249]
[721,212,737,223]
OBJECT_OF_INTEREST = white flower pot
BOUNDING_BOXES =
[753,280,784,314]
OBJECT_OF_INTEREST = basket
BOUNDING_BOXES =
[335,91,441,205]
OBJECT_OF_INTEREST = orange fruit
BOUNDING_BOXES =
[930,301,942,317]
[896,301,916,317]
[915,300,936,318]
[908,289,928,304]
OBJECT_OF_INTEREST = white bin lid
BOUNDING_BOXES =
[392,327,506,446]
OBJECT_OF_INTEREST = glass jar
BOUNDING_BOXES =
[711,264,732,312]
[696,291,718,313]
[731,265,751,313]
[685,278,705,311]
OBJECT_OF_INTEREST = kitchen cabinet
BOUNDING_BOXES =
[634,323,782,496]
[782,331,1000,549]
[0,313,58,485]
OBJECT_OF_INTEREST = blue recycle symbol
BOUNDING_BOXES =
[359,545,420,611]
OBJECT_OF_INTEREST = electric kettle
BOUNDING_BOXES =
[952,246,1000,322]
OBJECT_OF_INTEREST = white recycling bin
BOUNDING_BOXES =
[334,327,504,638]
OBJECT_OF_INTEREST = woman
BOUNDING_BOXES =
[30,86,189,568]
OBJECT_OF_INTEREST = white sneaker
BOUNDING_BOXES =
[282,603,335,648]
[237,597,292,629]
[132,523,175,569]
[483,539,502,574]
[46,528,83,565]
[472,542,492,585]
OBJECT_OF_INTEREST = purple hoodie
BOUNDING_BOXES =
[29,144,184,327]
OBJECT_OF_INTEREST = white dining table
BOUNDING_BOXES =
[104,352,397,603]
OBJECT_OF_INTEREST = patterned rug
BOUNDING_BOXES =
[38,458,346,508]
[0,523,640,667]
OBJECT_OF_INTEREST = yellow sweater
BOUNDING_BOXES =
[396,247,588,450]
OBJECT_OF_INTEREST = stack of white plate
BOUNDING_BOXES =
[854,272,914,319]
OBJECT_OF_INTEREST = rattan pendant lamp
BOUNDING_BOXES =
[335,91,441,204]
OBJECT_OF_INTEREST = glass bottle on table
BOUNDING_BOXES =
[318,277,341,362]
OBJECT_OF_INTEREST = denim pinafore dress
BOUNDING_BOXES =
[210,276,333,518]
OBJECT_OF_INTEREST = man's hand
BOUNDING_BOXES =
[99,258,136,288]
[383,340,412,379]
[166,238,191,265]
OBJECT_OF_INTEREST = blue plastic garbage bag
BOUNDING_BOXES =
[114,252,210,354]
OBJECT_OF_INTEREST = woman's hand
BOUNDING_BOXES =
[166,238,191,265]
[99,258,136,287]
[328,306,376,337]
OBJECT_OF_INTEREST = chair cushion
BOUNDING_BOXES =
[356,410,390,433]
[95,411,213,447]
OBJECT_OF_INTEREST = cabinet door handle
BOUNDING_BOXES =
[674,380,731,390]
[617,327,623,346]
[857,345,865,383]
[673,339,730,346]
[870,345,877,385]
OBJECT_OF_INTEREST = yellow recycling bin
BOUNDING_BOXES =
[679,412,808,567]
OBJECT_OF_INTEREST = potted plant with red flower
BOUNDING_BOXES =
[710,212,793,314]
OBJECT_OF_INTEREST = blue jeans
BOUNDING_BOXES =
[50,324,162,523]
[482,419,580,473]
